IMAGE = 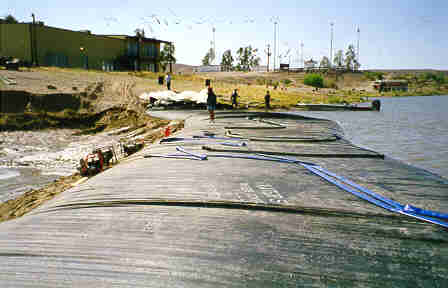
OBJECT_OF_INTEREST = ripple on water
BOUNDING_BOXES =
[0,168,20,180]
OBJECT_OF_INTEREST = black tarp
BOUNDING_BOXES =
[0,111,447,287]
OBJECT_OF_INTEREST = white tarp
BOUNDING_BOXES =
[139,89,208,105]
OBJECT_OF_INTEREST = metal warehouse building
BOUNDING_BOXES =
[0,23,170,72]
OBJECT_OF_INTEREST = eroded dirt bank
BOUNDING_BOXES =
[0,68,186,222]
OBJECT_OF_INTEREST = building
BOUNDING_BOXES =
[0,23,170,72]
[194,65,222,73]
[304,59,318,70]
[373,80,409,92]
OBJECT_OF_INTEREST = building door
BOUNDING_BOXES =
[82,55,89,69]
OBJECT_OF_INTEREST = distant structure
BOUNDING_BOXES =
[0,22,170,71]
[304,59,318,70]
[279,63,289,72]
[373,80,408,92]
[194,65,222,73]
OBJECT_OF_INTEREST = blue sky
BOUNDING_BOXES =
[3,0,448,69]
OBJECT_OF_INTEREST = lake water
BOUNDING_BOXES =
[295,95,448,178]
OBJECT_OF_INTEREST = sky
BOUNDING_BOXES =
[2,0,448,70]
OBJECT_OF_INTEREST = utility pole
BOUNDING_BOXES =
[301,42,304,68]
[31,14,35,66]
[31,13,38,66]
[169,42,173,73]
[212,26,216,65]
[330,22,334,68]
[273,20,277,72]
[265,44,271,72]
[357,27,360,71]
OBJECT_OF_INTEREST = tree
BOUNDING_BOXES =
[333,50,344,67]
[235,45,260,71]
[202,48,214,66]
[159,43,176,71]
[320,56,330,68]
[134,28,145,38]
[220,49,234,71]
[0,14,19,24]
[304,73,324,88]
[344,44,359,71]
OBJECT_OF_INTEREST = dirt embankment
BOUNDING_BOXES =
[0,68,186,223]
[0,68,156,131]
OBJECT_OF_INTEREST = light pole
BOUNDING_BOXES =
[330,22,334,68]
[212,27,216,65]
[265,44,271,72]
[273,20,277,72]
[301,42,304,68]
[169,42,173,73]
[356,27,360,70]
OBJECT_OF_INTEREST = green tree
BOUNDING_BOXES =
[320,56,330,68]
[434,72,446,87]
[344,44,359,71]
[159,43,176,71]
[134,28,145,38]
[235,45,260,71]
[0,14,19,24]
[333,50,344,67]
[220,49,234,71]
[202,48,214,66]
[304,73,324,88]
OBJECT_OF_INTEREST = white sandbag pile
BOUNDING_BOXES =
[140,89,208,106]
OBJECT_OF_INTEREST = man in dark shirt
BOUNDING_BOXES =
[166,73,171,90]
[265,90,271,109]
[207,87,217,122]
[231,89,238,109]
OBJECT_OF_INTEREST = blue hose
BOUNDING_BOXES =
[176,146,207,160]
[144,154,204,160]
[207,151,448,228]
[192,135,245,141]
[161,137,247,147]
[146,146,448,228]
[257,153,448,220]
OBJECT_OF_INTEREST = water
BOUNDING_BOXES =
[295,95,448,178]
[0,168,20,180]
[0,128,126,203]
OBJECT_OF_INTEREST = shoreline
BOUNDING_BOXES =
[0,119,184,223]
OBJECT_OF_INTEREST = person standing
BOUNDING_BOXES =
[207,87,217,123]
[231,89,238,109]
[165,73,171,90]
[265,90,271,109]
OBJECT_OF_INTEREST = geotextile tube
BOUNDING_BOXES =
[0,111,447,287]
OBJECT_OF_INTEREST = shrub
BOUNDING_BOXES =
[434,72,446,85]
[282,79,292,86]
[303,74,324,88]
[324,78,338,89]
[363,71,384,81]
[256,78,266,86]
